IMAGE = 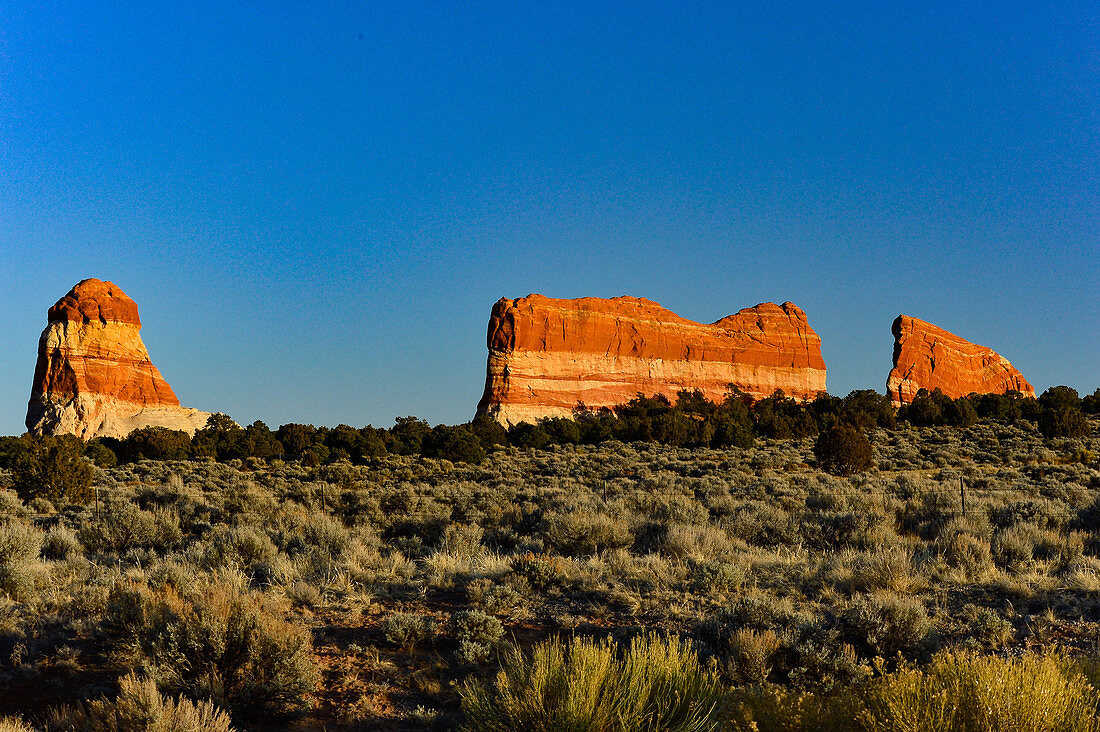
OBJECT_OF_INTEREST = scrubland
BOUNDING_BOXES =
[1,415,1100,729]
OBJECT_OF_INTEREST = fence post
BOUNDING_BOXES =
[960,477,966,517]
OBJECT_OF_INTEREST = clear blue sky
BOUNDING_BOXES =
[1,1,1097,434]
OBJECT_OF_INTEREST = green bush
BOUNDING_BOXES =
[843,594,930,658]
[422,425,486,464]
[543,510,633,556]
[452,609,504,664]
[460,632,725,732]
[1039,407,1090,439]
[813,425,873,476]
[9,435,95,505]
[117,427,192,462]
[383,612,437,650]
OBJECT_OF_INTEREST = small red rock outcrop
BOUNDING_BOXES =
[887,315,1034,407]
[477,294,827,424]
[27,279,212,439]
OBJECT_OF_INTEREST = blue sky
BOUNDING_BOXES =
[1,1,1097,433]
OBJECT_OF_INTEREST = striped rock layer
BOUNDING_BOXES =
[477,294,827,424]
[887,314,1034,407]
[27,279,211,439]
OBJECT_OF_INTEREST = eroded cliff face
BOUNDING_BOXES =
[887,315,1034,407]
[27,279,212,439]
[477,294,826,424]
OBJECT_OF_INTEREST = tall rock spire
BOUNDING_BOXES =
[27,278,212,439]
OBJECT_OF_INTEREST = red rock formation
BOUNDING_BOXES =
[887,315,1034,407]
[477,294,827,424]
[27,279,212,439]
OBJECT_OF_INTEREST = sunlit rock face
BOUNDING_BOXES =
[887,314,1034,407]
[26,278,212,439]
[476,294,827,424]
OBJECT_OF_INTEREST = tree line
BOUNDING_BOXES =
[0,385,1095,505]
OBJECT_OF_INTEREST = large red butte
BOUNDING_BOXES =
[477,294,827,424]
[886,314,1034,407]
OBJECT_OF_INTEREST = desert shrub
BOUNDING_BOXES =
[542,510,632,556]
[45,672,234,732]
[726,502,797,547]
[452,610,504,664]
[991,499,1067,531]
[0,522,42,565]
[992,525,1039,572]
[383,612,437,650]
[79,504,177,554]
[723,628,781,684]
[0,520,42,601]
[843,594,931,658]
[962,605,1014,650]
[460,632,725,732]
[697,597,871,691]
[298,512,350,557]
[102,581,317,715]
[785,635,872,691]
[441,523,485,558]
[937,530,993,577]
[9,435,94,505]
[41,526,81,561]
[661,523,734,559]
[850,547,918,593]
[0,561,36,602]
[800,509,884,551]
[813,425,873,476]
[204,526,279,571]
[691,559,748,594]
[284,581,322,608]
[467,579,523,614]
[0,719,38,732]
[511,552,568,590]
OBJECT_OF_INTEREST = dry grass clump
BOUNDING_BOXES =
[727,650,1100,731]
[46,672,234,732]
[460,632,725,732]
[859,651,1100,732]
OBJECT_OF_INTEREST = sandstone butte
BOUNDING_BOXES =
[476,294,827,425]
[887,314,1034,407]
[26,278,212,440]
